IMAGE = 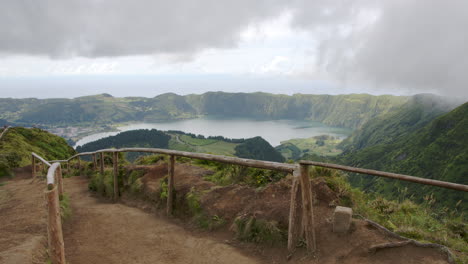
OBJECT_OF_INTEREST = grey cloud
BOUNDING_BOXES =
[290,0,468,98]
[350,0,468,98]
[1,0,467,98]
[0,0,286,57]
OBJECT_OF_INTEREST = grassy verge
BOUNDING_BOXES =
[311,167,467,262]
[186,187,226,230]
[233,215,286,245]
[59,193,72,221]
[194,159,286,187]
[88,170,117,198]
[277,135,343,160]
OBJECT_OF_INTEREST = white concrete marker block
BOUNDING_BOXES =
[333,206,353,233]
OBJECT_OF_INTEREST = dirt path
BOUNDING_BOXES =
[63,176,263,264]
[0,170,47,264]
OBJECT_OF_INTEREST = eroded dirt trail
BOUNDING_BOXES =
[63,176,262,264]
[0,170,47,264]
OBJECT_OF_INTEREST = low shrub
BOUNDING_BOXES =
[233,215,285,245]
[60,193,72,221]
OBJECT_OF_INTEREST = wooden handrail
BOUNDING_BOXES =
[67,147,468,192]
[299,160,468,192]
[32,152,52,167]
[46,163,61,189]
[0,126,10,140]
[49,160,68,163]
[68,147,297,173]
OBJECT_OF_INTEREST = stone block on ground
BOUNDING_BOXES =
[333,206,353,233]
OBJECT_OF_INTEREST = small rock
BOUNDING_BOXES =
[333,206,353,233]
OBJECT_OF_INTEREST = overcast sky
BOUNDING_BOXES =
[0,0,467,99]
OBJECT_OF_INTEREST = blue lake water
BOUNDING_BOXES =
[74,117,352,148]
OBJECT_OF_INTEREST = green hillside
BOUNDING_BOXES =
[340,102,468,211]
[340,94,455,152]
[0,92,408,129]
[76,129,171,152]
[76,129,284,162]
[0,127,76,176]
[276,135,342,160]
[234,136,285,162]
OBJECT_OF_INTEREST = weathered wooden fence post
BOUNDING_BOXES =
[100,152,104,175]
[167,155,175,216]
[93,153,97,171]
[42,163,46,177]
[287,168,303,252]
[77,157,81,174]
[56,166,64,200]
[299,164,317,252]
[113,152,119,201]
[66,161,70,176]
[45,185,66,264]
[32,154,36,178]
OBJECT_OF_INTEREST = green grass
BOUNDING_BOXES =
[179,135,218,146]
[195,159,286,187]
[0,127,75,168]
[59,193,72,221]
[134,154,166,165]
[311,168,468,261]
[234,215,285,245]
[88,170,116,198]
[196,141,237,156]
[0,127,75,178]
[168,135,237,156]
[277,135,343,160]
[186,187,226,230]
[126,169,146,194]
[168,138,195,152]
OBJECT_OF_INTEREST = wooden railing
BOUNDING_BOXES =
[299,160,468,192]
[0,126,10,140]
[31,152,66,264]
[34,147,468,263]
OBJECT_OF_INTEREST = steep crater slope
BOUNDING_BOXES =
[339,101,468,211]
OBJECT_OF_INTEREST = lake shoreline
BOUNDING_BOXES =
[73,117,352,149]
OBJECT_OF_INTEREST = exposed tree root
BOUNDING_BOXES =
[355,215,455,264]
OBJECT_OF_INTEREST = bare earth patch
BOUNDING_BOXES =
[63,176,262,264]
[0,167,48,264]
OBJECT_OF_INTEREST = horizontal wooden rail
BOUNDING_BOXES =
[68,147,297,173]
[299,160,468,192]
[0,126,10,140]
[46,163,61,189]
[32,152,52,167]
[49,160,68,163]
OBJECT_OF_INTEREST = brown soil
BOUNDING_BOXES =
[63,176,262,264]
[0,168,48,264]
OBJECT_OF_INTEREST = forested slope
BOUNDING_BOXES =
[339,102,468,211]
[76,129,284,162]
[340,94,456,152]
